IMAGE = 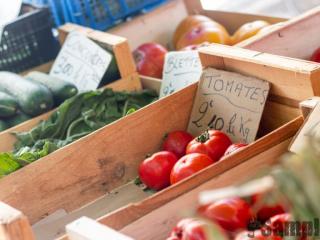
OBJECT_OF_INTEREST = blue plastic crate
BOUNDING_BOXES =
[23,0,67,26]
[65,0,167,30]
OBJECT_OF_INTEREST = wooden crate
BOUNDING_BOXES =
[0,116,302,240]
[0,45,315,240]
[109,0,286,50]
[239,5,320,61]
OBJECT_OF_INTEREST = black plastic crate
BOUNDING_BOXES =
[0,8,60,73]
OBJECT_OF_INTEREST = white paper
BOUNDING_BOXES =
[50,32,112,92]
[188,68,270,143]
[66,217,134,240]
[160,51,202,98]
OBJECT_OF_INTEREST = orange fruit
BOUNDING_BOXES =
[231,20,270,45]
[173,15,214,48]
[176,22,231,50]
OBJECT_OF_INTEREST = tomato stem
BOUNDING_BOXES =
[196,130,209,143]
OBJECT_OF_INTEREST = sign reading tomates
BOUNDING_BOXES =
[187,68,270,143]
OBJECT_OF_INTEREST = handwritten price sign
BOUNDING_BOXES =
[50,32,112,92]
[160,51,202,98]
[187,68,270,143]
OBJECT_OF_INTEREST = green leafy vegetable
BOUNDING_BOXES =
[0,88,157,177]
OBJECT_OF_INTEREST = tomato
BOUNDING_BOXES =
[223,143,248,156]
[173,15,214,48]
[186,130,232,162]
[251,193,286,223]
[162,131,194,159]
[139,151,178,190]
[235,230,283,240]
[170,153,214,184]
[176,22,231,50]
[268,213,292,236]
[133,43,168,78]
[200,197,253,232]
[311,47,320,63]
[167,218,228,240]
[232,20,270,45]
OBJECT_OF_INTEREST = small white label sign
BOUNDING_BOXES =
[290,102,320,154]
[160,51,202,98]
[187,68,270,143]
[50,32,112,92]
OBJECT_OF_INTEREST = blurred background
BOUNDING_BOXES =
[201,0,320,18]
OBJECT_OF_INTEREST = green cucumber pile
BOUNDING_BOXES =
[0,71,78,130]
[0,87,158,177]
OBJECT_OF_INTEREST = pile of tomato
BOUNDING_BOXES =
[167,192,293,240]
[138,130,247,191]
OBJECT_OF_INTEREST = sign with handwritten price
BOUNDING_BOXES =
[187,68,270,143]
[160,51,202,98]
[50,32,112,92]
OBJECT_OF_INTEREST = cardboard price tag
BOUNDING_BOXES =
[50,32,112,92]
[290,102,320,154]
[66,217,134,240]
[160,51,202,98]
[187,68,270,143]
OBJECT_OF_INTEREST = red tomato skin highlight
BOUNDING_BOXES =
[139,151,178,190]
[162,131,194,159]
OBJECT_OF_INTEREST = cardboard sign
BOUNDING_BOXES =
[290,102,320,154]
[50,32,112,92]
[187,68,270,143]
[66,217,134,240]
[160,51,202,98]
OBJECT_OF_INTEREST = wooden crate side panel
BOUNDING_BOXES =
[239,6,320,60]
[198,45,320,104]
[109,0,188,49]
[93,116,303,230]
[120,138,291,240]
[200,10,286,34]
[0,84,196,224]
[0,74,142,152]
[0,202,35,240]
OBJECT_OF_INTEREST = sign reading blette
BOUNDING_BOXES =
[290,102,320,154]
[160,51,202,98]
[187,68,270,143]
[50,32,112,92]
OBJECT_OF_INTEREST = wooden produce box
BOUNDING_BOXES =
[239,5,320,61]
[109,0,286,50]
[0,44,317,240]
[0,117,303,240]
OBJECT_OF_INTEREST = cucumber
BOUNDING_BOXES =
[0,72,54,116]
[0,120,8,131]
[7,112,31,128]
[0,92,18,117]
[25,71,78,105]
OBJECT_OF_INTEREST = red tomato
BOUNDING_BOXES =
[200,197,252,232]
[139,151,178,190]
[170,153,214,184]
[311,47,320,63]
[223,143,248,156]
[133,43,168,78]
[235,230,283,240]
[186,130,232,162]
[162,131,194,158]
[268,213,292,236]
[251,193,286,223]
[167,218,228,240]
